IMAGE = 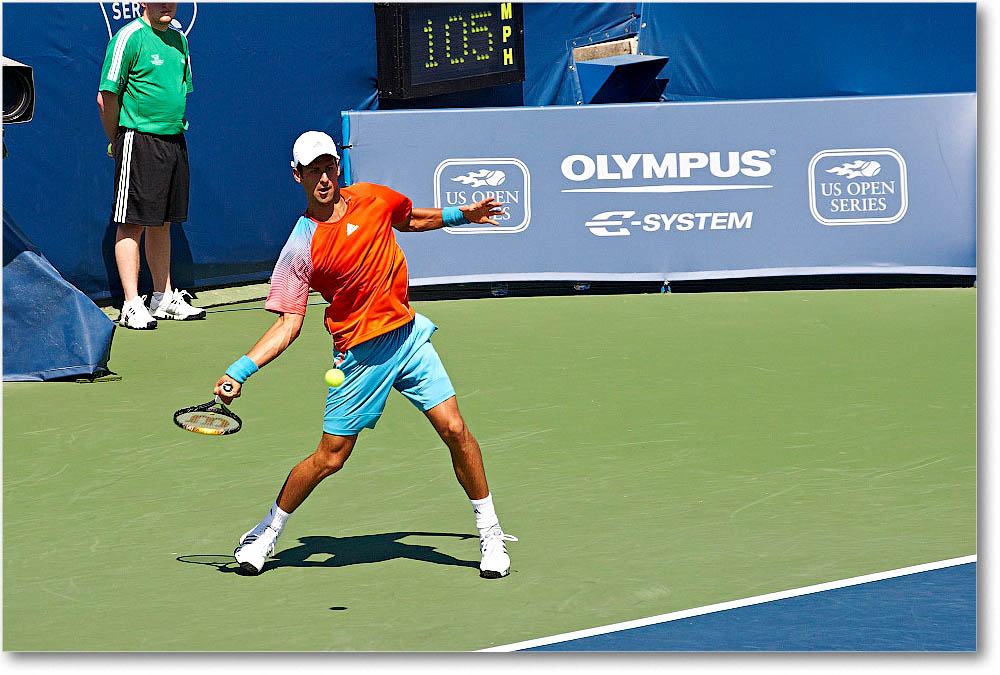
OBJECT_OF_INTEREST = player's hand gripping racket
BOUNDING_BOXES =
[173,382,242,435]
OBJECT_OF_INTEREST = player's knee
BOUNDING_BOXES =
[117,222,143,239]
[437,416,469,446]
[313,438,354,476]
[314,449,349,476]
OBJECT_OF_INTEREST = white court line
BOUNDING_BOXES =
[479,554,977,652]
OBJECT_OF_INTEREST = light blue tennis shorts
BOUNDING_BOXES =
[323,313,456,436]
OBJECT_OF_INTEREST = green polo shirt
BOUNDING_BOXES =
[99,18,193,135]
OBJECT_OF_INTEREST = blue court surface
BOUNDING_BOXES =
[487,557,976,651]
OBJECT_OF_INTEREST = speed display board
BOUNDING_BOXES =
[375,3,525,99]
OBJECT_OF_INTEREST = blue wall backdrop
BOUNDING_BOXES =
[637,2,976,100]
[2,2,380,298]
[0,3,976,299]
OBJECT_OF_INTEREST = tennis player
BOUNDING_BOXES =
[215,131,516,579]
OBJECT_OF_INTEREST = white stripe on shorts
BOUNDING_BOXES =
[114,129,135,224]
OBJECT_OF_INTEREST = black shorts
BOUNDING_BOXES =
[111,128,189,227]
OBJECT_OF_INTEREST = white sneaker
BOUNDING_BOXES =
[118,295,157,329]
[479,525,517,579]
[151,289,206,320]
[234,523,279,575]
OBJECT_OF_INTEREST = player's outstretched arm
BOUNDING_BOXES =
[214,312,304,402]
[396,197,505,232]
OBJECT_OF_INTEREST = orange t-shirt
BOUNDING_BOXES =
[265,183,415,352]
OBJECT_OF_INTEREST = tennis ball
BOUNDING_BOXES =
[860,161,882,177]
[485,170,506,186]
[324,368,345,387]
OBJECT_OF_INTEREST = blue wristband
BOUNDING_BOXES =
[442,206,468,227]
[226,355,259,383]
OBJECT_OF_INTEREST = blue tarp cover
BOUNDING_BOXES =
[3,208,115,381]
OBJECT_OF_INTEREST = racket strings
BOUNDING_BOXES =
[174,402,242,435]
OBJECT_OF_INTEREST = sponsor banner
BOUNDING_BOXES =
[344,94,976,283]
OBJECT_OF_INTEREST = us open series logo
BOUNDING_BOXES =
[434,158,531,234]
[100,2,198,39]
[808,148,908,225]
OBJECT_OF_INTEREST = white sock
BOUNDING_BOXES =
[263,501,291,534]
[150,290,168,310]
[471,493,500,536]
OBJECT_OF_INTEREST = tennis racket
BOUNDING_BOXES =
[173,382,242,435]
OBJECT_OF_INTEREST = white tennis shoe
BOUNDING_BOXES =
[151,289,206,320]
[234,523,279,575]
[479,525,517,579]
[118,295,157,330]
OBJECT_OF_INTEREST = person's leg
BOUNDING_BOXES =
[395,315,516,574]
[147,220,207,319]
[423,396,489,500]
[235,433,359,575]
[139,134,203,320]
[111,129,143,305]
[421,389,516,579]
[276,433,358,513]
[114,222,144,301]
[112,130,162,328]
[114,222,158,329]
[144,221,172,297]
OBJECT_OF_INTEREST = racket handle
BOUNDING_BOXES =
[222,382,234,394]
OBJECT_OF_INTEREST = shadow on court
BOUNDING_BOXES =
[177,531,479,575]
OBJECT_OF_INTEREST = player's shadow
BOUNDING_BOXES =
[177,531,479,575]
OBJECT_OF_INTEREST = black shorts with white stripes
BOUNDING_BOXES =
[111,127,189,227]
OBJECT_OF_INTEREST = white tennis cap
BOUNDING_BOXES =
[291,130,339,168]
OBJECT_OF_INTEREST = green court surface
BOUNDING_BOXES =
[2,289,976,651]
